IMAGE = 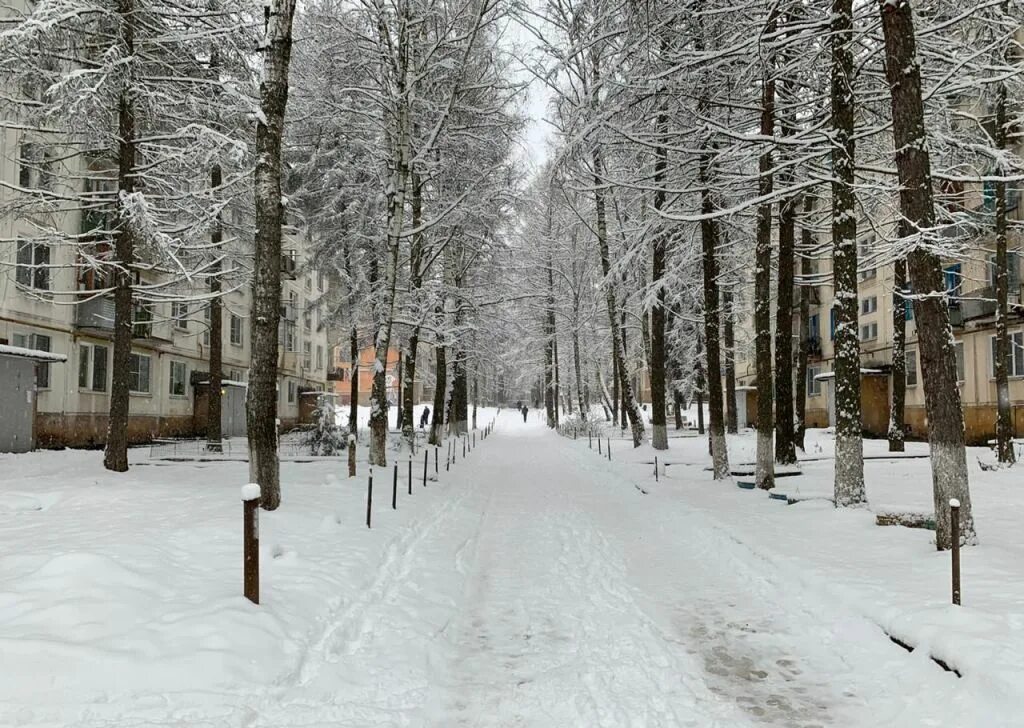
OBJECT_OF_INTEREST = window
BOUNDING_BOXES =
[859,322,878,341]
[303,310,311,332]
[305,274,312,292]
[228,368,243,382]
[133,302,153,339]
[78,343,109,392]
[896,287,914,321]
[316,344,323,370]
[954,341,964,383]
[172,302,189,330]
[16,241,51,290]
[317,271,325,292]
[988,253,1020,290]
[860,296,878,315]
[906,350,918,387]
[858,236,877,281]
[230,314,243,346]
[169,360,188,396]
[807,366,822,397]
[13,333,51,388]
[303,341,312,370]
[944,264,962,301]
[287,379,296,404]
[806,313,820,340]
[129,353,151,394]
[991,332,1024,378]
[202,305,211,346]
[283,321,296,351]
[829,308,837,340]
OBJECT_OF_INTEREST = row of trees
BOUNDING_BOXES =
[517,0,1023,550]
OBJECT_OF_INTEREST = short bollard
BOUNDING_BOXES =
[655,456,659,482]
[607,438,611,461]
[366,468,373,529]
[598,437,602,455]
[951,498,961,606]
[462,438,466,459]
[392,463,398,510]
[408,459,413,495]
[435,446,439,474]
[589,431,592,449]
[348,435,356,477]
[473,432,476,448]
[242,484,260,605]
[446,441,451,471]
[423,449,428,487]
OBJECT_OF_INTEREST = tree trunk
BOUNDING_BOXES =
[794,196,813,450]
[402,171,424,448]
[774,137,797,465]
[395,355,403,432]
[723,289,738,434]
[753,10,777,491]
[472,377,478,430]
[611,353,620,425]
[573,323,586,421]
[879,0,975,548]
[206,163,224,453]
[246,0,296,510]
[349,326,359,437]
[888,256,907,452]
[699,153,729,477]
[831,0,865,507]
[993,75,1015,464]
[102,0,136,474]
[695,349,705,436]
[649,65,670,450]
[553,334,561,426]
[429,343,446,445]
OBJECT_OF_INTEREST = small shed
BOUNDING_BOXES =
[0,343,67,453]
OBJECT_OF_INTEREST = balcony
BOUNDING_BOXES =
[326,367,346,382]
[804,336,823,359]
[75,295,115,333]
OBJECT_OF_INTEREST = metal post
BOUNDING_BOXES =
[598,437,602,455]
[607,438,611,461]
[463,438,466,459]
[348,436,356,477]
[423,449,428,487]
[366,468,373,529]
[655,456,659,482]
[446,440,451,471]
[392,463,398,510]
[589,431,592,449]
[408,459,412,496]
[242,484,260,605]
[951,498,961,606]
[435,446,439,474]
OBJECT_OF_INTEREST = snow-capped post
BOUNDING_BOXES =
[241,484,261,605]
[951,498,961,605]
[423,450,428,487]
[392,464,398,510]
[366,468,373,529]
[348,436,356,478]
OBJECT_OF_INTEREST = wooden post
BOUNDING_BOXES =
[348,435,356,477]
[242,484,260,605]
[423,449,428,487]
[366,468,373,529]
[951,498,961,605]
[392,463,398,510]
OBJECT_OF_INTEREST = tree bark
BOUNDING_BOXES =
[831,0,865,507]
[795,196,814,450]
[246,0,297,510]
[402,171,424,448]
[699,152,729,477]
[207,163,224,453]
[753,8,777,490]
[649,54,670,450]
[774,185,797,465]
[993,73,1015,464]
[888,256,907,452]
[879,0,975,548]
[349,326,359,437]
[429,343,446,445]
[723,289,738,434]
[102,0,136,474]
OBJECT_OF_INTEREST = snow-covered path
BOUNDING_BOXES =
[247,411,960,727]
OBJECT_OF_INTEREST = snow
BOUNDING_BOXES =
[0,411,1020,725]
[0,344,68,363]
[241,483,261,501]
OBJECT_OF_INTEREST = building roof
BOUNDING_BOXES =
[0,344,68,363]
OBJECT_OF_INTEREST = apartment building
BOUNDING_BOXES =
[731,180,1024,445]
[330,343,436,408]
[0,130,333,449]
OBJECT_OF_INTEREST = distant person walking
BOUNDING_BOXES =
[420,406,430,428]
[521,405,528,423]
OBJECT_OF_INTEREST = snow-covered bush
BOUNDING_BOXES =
[306,401,348,456]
